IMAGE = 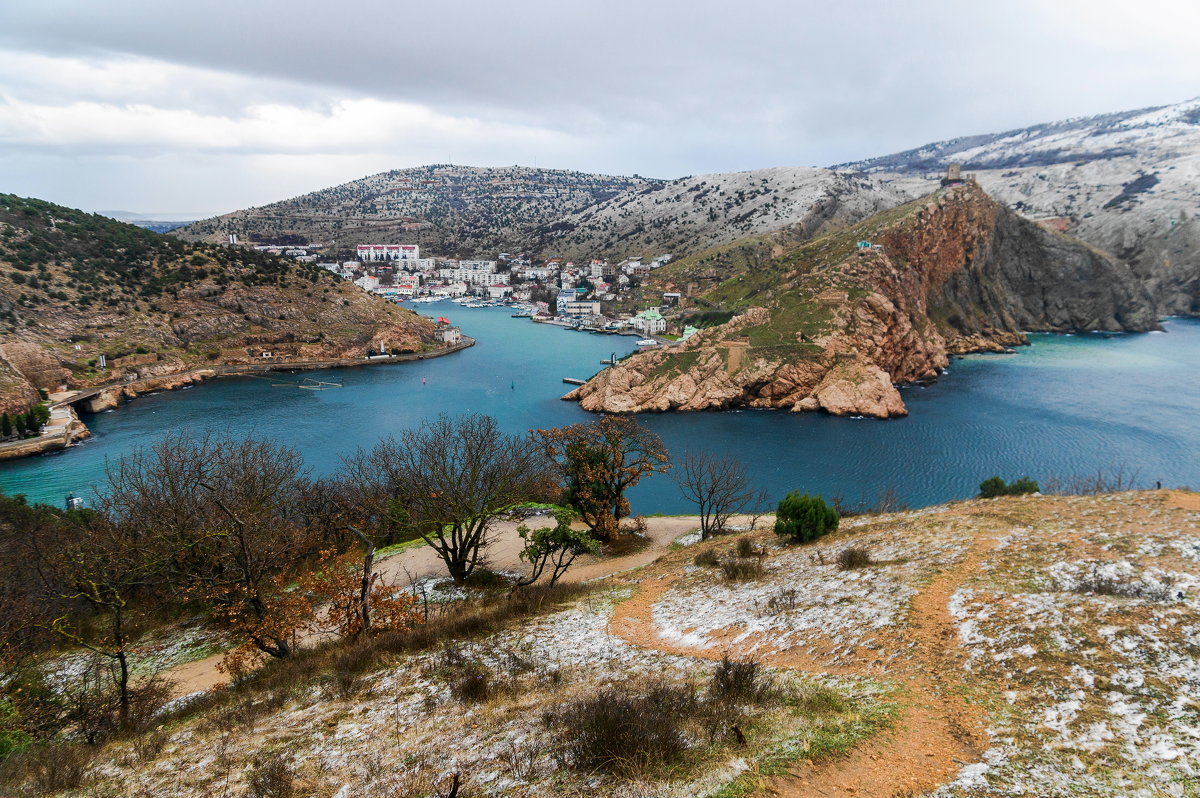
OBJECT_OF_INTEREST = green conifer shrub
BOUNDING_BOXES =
[978,476,1040,498]
[773,491,838,543]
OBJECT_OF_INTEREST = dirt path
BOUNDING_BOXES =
[607,518,1004,798]
[161,514,759,696]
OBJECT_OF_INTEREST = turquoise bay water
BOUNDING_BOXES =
[1,307,1197,512]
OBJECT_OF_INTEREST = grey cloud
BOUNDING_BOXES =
[2,0,1198,212]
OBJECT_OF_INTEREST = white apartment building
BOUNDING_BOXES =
[357,244,420,261]
[564,300,602,316]
[439,268,510,286]
[521,266,558,281]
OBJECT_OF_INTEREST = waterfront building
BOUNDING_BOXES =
[564,300,602,316]
[631,309,667,335]
[555,289,576,314]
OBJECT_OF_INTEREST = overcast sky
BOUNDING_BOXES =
[2,0,1198,216]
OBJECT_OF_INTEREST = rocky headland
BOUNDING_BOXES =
[568,183,1158,417]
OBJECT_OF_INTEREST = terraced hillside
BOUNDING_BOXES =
[41,490,1200,797]
[173,165,655,256]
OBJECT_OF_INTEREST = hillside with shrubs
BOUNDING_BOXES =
[1,412,1198,797]
[0,193,440,415]
[172,165,655,256]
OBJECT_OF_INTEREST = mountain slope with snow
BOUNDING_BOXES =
[840,99,1200,314]
[520,167,913,261]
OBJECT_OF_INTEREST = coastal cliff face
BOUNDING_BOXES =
[0,193,441,414]
[569,184,1157,417]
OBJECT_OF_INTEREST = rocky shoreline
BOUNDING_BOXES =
[566,185,1157,418]
[0,338,474,462]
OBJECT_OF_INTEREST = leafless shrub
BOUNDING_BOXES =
[1042,464,1142,496]
[837,546,874,570]
[765,588,799,614]
[247,752,295,798]
[693,548,720,568]
[441,648,492,703]
[830,485,908,517]
[501,740,541,782]
[551,680,697,777]
[708,656,774,704]
[735,537,762,559]
[719,557,763,581]
[130,729,169,763]
[0,743,93,795]
[1068,566,1176,602]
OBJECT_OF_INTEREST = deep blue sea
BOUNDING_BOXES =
[1,306,1196,513]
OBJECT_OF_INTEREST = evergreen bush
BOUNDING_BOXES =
[773,491,838,543]
[978,476,1040,498]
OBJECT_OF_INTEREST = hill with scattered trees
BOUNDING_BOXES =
[520,167,913,262]
[172,165,656,257]
[0,193,440,415]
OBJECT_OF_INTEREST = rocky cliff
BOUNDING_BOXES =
[0,193,441,414]
[841,97,1200,317]
[568,183,1157,417]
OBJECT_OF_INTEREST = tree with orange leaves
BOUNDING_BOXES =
[533,416,669,541]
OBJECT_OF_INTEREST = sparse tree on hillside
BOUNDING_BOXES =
[36,516,150,726]
[103,433,320,660]
[346,414,554,582]
[534,416,669,541]
[673,451,759,539]
[513,509,599,587]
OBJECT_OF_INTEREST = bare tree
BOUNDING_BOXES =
[345,414,554,582]
[673,451,757,539]
[103,432,319,659]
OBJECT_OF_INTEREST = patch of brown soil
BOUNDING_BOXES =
[1165,490,1200,512]
[606,519,1002,798]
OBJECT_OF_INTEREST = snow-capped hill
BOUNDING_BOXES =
[839,98,1200,316]
[522,166,912,261]
[839,97,1200,174]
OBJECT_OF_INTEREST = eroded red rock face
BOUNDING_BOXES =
[570,184,1157,418]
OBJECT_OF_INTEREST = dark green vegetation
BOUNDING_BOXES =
[0,193,337,322]
[978,476,1041,498]
[774,492,840,544]
[0,405,49,440]
[0,192,438,416]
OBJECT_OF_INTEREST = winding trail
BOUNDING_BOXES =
[160,514,754,696]
[607,514,1006,798]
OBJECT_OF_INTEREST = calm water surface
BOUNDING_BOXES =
[2,306,1197,512]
